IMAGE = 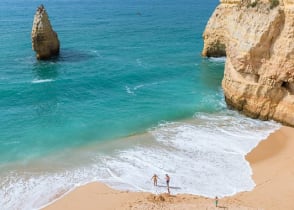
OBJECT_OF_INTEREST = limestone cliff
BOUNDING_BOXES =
[202,0,294,126]
[31,5,60,60]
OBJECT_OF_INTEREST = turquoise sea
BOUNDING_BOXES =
[0,0,280,209]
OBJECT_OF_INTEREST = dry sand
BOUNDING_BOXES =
[43,126,294,210]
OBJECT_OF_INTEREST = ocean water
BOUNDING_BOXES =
[0,0,280,209]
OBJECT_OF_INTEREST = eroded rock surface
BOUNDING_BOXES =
[202,0,294,126]
[31,5,60,60]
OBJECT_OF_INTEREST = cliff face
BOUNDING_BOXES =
[202,0,294,126]
[31,5,60,60]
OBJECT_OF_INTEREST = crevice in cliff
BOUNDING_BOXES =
[205,40,226,57]
[281,81,294,95]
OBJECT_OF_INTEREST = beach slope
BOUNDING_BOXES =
[44,126,294,210]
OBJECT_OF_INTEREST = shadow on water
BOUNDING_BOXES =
[32,61,59,80]
[53,49,95,63]
[199,57,225,90]
[30,48,95,117]
[31,48,95,65]
[32,66,59,118]
[30,48,96,81]
[31,61,59,119]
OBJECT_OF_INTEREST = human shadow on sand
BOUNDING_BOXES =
[218,206,228,209]
[217,206,228,209]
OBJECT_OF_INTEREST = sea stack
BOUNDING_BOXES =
[31,4,60,60]
[202,0,294,126]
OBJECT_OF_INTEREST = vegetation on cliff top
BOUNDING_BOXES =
[247,0,259,8]
[245,0,279,9]
[269,0,279,9]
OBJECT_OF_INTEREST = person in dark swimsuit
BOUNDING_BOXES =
[165,174,170,194]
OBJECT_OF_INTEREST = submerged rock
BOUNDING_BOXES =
[202,0,294,126]
[31,5,60,60]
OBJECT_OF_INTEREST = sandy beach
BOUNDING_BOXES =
[44,126,294,210]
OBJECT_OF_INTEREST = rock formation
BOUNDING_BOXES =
[31,5,60,60]
[202,0,294,126]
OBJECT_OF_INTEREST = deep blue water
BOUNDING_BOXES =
[0,0,221,162]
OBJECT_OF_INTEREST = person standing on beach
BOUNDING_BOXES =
[215,196,219,207]
[165,174,170,194]
[151,174,159,186]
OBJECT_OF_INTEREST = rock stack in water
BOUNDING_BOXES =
[202,0,294,126]
[31,5,60,60]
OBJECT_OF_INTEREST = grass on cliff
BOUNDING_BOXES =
[247,0,259,8]
[247,0,279,9]
[269,0,279,9]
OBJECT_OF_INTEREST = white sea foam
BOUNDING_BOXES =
[209,57,226,63]
[31,79,54,84]
[91,50,102,58]
[133,84,145,90]
[136,58,150,68]
[125,82,160,95]
[125,85,135,95]
[0,111,280,210]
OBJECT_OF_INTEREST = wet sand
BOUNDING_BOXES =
[43,126,294,210]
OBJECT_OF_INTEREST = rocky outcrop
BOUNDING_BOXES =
[31,5,60,60]
[202,0,294,126]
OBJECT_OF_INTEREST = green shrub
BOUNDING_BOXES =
[269,0,279,9]
[248,0,258,8]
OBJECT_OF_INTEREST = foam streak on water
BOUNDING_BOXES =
[0,111,280,210]
[31,79,54,84]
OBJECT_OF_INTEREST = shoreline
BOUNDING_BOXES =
[43,126,294,210]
